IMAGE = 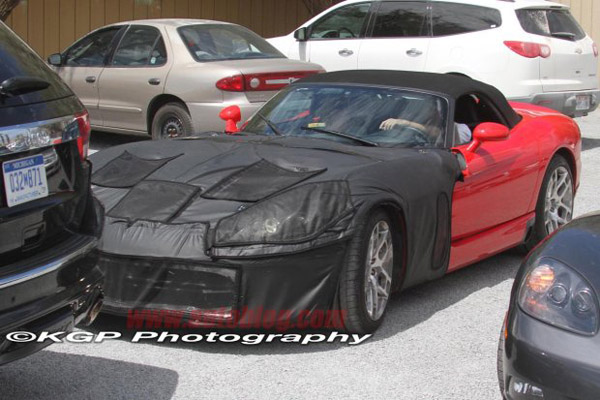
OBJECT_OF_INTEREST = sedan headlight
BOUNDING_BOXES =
[214,181,353,246]
[518,257,599,335]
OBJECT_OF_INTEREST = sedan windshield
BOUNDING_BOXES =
[178,24,285,62]
[244,85,449,147]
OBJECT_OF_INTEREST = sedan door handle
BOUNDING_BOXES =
[338,49,354,57]
[85,76,96,83]
[406,48,423,57]
[148,78,161,85]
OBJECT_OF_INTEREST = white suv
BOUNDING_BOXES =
[268,0,599,117]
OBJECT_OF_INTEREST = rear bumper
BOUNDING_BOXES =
[509,89,600,117]
[0,234,103,365]
[501,307,600,400]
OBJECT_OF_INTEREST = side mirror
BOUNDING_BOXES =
[466,122,510,152]
[294,27,308,42]
[219,105,241,134]
[47,53,63,67]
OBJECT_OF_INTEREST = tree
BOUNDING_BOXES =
[303,0,342,16]
[0,0,20,21]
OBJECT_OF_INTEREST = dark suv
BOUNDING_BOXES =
[0,22,103,365]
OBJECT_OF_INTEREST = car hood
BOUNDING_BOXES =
[90,134,429,223]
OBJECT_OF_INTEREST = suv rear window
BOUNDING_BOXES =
[432,3,502,37]
[179,24,285,62]
[0,22,73,109]
[516,8,586,41]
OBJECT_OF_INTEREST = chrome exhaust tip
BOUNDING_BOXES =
[82,295,104,326]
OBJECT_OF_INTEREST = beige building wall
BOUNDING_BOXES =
[4,0,310,58]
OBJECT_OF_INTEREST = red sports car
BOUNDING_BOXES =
[90,71,581,333]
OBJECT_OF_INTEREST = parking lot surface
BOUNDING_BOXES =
[2,112,599,400]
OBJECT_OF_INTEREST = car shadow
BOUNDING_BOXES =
[581,137,600,152]
[0,351,178,400]
[90,130,149,153]
[86,249,522,356]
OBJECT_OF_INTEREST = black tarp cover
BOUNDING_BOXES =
[91,133,461,314]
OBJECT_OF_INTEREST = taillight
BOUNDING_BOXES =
[593,43,598,57]
[504,41,551,58]
[216,70,323,92]
[74,111,91,161]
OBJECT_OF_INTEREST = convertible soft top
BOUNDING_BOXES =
[298,70,522,128]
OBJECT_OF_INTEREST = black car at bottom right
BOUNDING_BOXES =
[498,212,600,400]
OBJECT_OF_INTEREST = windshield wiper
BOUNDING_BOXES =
[257,113,284,136]
[301,126,379,147]
[0,76,50,97]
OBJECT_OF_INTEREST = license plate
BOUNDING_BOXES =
[576,95,591,111]
[2,154,48,207]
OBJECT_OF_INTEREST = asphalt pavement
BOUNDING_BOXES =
[2,112,599,400]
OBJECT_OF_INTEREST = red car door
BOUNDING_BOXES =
[449,119,541,271]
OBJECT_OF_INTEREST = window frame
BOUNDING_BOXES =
[515,8,586,41]
[366,1,432,39]
[107,24,169,68]
[307,2,375,41]
[62,26,126,68]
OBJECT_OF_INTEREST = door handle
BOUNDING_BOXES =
[338,49,354,57]
[85,76,96,83]
[148,78,161,85]
[406,48,423,57]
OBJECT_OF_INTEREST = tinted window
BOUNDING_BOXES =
[309,3,371,39]
[112,26,166,66]
[65,27,121,66]
[432,3,501,36]
[516,9,585,41]
[372,2,429,38]
[179,24,284,61]
[0,22,72,109]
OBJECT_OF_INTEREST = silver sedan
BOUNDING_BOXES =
[48,19,323,139]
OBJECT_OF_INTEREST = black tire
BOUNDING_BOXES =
[339,209,399,334]
[497,329,507,399]
[151,102,193,140]
[519,155,573,253]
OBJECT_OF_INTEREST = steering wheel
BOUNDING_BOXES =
[338,27,356,38]
[397,125,431,146]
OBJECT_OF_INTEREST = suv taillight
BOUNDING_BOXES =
[216,71,323,92]
[593,43,598,57]
[504,41,551,58]
[74,111,91,161]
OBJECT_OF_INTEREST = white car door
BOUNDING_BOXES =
[358,1,431,71]
[305,2,372,71]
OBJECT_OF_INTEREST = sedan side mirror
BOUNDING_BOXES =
[467,122,510,152]
[219,105,241,134]
[47,53,63,66]
[294,27,308,42]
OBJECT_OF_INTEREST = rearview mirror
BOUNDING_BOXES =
[219,105,241,134]
[294,27,308,42]
[467,122,510,152]
[47,53,63,66]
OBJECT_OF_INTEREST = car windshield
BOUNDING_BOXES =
[244,85,449,147]
[178,24,285,62]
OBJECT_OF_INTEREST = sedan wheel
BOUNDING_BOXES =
[364,221,393,321]
[151,102,193,140]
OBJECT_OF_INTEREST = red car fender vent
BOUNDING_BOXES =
[216,70,323,92]
[504,41,551,58]
[74,110,91,161]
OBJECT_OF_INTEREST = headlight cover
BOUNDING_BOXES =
[518,257,599,335]
[214,181,353,246]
